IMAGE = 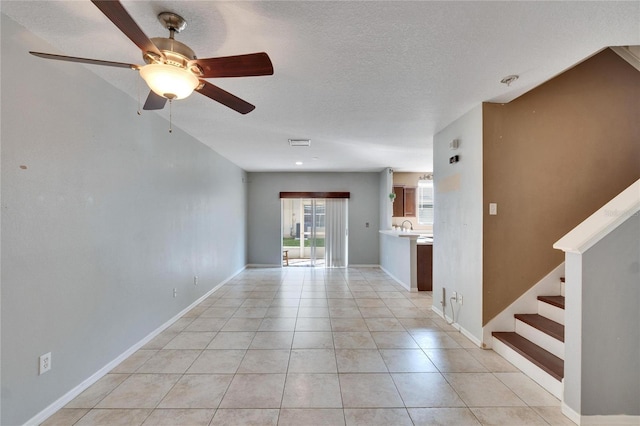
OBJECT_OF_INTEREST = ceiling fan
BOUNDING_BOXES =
[29,0,273,114]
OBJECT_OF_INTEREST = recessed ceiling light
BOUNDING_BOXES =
[289,139,311,147]
[295,161,303,165]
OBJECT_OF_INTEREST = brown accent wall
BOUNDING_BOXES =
[482,49,640,324]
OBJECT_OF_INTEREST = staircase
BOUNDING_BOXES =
[492,278,565,399]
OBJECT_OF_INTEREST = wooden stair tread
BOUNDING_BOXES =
[493,332,564,381]
[538,295,565,309]
[515,313,564,342]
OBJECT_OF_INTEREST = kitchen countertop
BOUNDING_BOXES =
[379,230,433,245]
[416,237,433,245]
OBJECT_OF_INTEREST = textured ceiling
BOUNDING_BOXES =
[2,1,639,172]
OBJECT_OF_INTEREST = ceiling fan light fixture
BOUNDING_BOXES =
[140,63,199,100]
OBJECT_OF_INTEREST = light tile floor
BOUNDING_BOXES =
[43,267,575,425]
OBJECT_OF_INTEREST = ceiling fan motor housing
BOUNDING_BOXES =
[143,13,203,76]
[145,38,194,65]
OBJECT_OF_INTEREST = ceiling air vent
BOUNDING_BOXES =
[289,139,311,147]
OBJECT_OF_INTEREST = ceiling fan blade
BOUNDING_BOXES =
[143,91,167,110]
[91,0,163,58]
[191,53,274,78]
[29,51,139,69]
[196,81,256,114]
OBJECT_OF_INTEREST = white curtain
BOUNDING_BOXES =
[324,199,348,267]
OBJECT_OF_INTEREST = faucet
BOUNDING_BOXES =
[400,220,413,231]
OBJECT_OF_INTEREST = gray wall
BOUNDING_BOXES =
[379,168,393,230]
[379,233,413,290]
[433,105,483,341]
[580,213,640,416]
[1,15,247,425]
[247,172,380,266]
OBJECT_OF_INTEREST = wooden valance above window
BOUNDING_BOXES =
[279,192,350,199]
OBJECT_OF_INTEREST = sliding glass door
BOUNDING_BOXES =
[282,198,324,266]
[325,198,348,267]
[305,199,325,266]
[281,196,347,267]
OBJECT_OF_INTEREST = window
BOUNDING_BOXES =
[418,180,434,224]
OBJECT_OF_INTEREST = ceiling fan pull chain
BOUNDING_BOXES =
[169,99,173,133]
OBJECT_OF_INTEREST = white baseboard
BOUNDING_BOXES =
[249,264,380,269]
[431,305,482,348]
[247,264,281,268]
[379,266,410,291]
[580,415,640,425]
[348,264,380,268]
[458,324,482,347]
[24,266,246,426]
[562,403,640,425]
[432,304,456,326]
[431,304,444,318]
[562,403,581,425]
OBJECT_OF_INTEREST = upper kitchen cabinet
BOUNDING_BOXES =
[392,186,404,217]
[404,187,416,217]
[392,185,416,217]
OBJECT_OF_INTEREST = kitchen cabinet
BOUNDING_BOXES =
[404,187,416,217]
[417,244,433,291]
[392,186,404,217]
[392,185,416,218]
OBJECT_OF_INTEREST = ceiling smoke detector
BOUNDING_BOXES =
[500,75,519,86]
[289,139,311,147]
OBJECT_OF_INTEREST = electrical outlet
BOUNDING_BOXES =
[173,288,177,298]
[194,276,198,286]
[39,352,51,375]
[451,291,457,301]
[458,293,463,305]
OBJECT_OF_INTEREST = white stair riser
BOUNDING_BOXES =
[492,337,563,399]
[515,320,564,360]
[561,281,565,297]
[538,301,565,325]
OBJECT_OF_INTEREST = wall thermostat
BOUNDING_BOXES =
[449,139,460,150]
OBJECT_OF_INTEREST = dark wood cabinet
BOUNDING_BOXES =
[392,186,404,217]
[392,185,416,218]
[417,244,433,291]
[404,187,416,217]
